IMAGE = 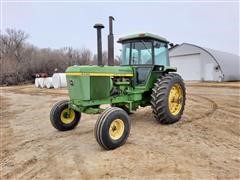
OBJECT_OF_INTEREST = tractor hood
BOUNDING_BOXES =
[65,65,133,102]
[65,65,133,77]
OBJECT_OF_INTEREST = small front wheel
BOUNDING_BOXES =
[111,104,132,114]
[94,107,130,150]
[50,100,81,131]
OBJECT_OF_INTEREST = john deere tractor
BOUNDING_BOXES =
[50,17,186,150]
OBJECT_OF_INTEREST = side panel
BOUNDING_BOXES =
[67,76,90,100]
[67,76,111,101]
[90,77,111,100]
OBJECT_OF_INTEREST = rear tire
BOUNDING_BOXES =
[50,100,81,131]
[94,107,130,150]
[151,73,186,124]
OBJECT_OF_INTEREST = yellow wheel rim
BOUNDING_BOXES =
[168,83,183,116]
[109,119,125,140]
[60,108,75,124]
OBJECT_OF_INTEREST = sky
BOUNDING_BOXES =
[1,1,239,56]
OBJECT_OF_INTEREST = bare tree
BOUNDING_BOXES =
[0,28,117,85]
[0,29,29,62]
[78,48,92,65]
[92,51,108,65]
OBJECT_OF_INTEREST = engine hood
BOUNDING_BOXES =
[65,65,133,77]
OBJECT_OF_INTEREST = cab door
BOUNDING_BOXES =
[130,41,153,86]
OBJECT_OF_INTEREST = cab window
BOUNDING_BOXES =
[120,43,131,65]
[131,41,152,65]
[154,41,169,66]
[120,41,153,65]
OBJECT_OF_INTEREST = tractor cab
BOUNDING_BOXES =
[118,33,170,85]
[118,33,169,66]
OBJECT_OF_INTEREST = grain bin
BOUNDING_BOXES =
[52,73,67,89]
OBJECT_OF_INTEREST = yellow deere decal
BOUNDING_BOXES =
[65,72,133,77]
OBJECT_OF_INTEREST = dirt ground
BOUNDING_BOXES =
[0,82,240,179]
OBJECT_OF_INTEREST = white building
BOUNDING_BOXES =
[169,43,240,82]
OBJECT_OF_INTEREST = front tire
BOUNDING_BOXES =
[111,104,132,114]
[151,73,186,124]
[94,107,130,150]
[50,100,81,131]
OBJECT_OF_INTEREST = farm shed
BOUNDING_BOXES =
[169,43,240,82]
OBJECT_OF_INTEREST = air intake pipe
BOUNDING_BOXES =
[94,23,104,66]
[108,16,115,66]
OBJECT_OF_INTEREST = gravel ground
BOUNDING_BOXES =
[0,82,240,179]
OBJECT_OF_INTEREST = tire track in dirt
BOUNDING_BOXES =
[4,131,94,179]
[191,93,240,119]
[183,93,218,123]
[2,84,240,179]
[16,129,93,149]
[1,92,94,179]
[3,157,38,179]
[217,109,240,119]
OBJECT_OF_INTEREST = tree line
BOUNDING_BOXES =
[0,29,119,85]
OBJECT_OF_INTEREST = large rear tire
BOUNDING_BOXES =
[50,100,81,131]
[151,73,186,124]
[94,107,130,150]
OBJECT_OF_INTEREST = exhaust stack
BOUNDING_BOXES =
[94,23,104,66]
[108,16,115,66]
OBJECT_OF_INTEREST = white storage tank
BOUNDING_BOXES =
[35,78,40,88]
[52,73,67,89]
[45,77,53,89]
[38,78,45,88]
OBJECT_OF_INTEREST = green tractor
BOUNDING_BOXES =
[50,17,186,150]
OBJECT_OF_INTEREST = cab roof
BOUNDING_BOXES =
[118,32,169,43]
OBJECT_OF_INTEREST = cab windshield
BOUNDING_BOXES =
[120,40,152,65]
[120,40,169,66]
